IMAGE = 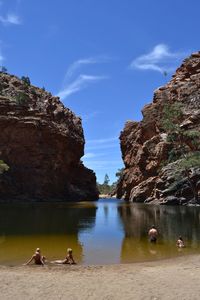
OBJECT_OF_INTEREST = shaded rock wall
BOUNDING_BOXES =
[117,52,200,204]
[0,73,98,201]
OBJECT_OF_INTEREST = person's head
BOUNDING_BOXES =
[36,247,41,253]
[151,225,155,229]
[67,248,73,254]
[179,236,183,241]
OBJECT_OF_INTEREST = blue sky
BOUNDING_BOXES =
[0,0,199,183]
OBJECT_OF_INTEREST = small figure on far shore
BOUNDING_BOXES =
[176,236,185,248]
[24,248,46,266]
[148,225,158,243]
[51,248,76,265]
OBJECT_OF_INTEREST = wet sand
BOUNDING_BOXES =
[1,255,200,300]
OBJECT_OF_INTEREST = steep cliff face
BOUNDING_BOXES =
[117,52,200,204]
[0,73,98,201]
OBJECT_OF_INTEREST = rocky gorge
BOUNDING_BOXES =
[116,52,200,205]
[0,73,98,201]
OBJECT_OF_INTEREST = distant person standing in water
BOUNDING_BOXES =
[176,236,185,248]
[148,225,158,243]
[25,248,46,266]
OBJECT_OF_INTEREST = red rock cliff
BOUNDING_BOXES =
[117,52,200,204]
[0,73,99,201]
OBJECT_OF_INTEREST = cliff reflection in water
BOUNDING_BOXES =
[1,200,200,265]
[118,203,200,263]
[0,202,97,265]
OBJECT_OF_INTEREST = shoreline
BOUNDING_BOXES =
[1,254,200,299]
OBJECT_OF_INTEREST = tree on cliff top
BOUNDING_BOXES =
[161,102,200,203]
[21,76,31,86]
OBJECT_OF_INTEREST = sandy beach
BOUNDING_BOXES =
[1,255,200,300]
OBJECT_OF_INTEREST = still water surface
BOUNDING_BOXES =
[0,199,200,265]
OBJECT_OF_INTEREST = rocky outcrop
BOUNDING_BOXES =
[0,73,99,201]
[117,52,200,204]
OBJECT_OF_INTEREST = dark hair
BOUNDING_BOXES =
[179,236,183,241]
[152,225,155,229]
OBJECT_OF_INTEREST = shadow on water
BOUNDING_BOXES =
[0,202,97,265]
[0,202,97,235]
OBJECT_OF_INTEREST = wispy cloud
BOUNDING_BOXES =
[64,56,111,82]
[86,144,119,151]
[0,13,21,25]
[83,160,122,171]
[0,51,4,64]
[85,137,118,151]
[57,74,107,99]
[130,44,186,73]
[0,42,4,64]
[82,111,100,122]
[83,153,96,159]
[57,56,110,100]
[64,58,98,81]
[82,137,123,176]
[87,137,118,144]
[83,151,113,159]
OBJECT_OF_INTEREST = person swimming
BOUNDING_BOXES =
[148,225,158,243]
[25,248,46,266]
[176,236,185,248]
[51,248,76,265]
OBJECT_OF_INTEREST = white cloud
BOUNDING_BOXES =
[83,153,96,159]
[83,137,123,174]
[87,137,118,144]
[82,111,100,122]
[0,43,4,64]
[0,51,4,64]
[57,56,110,100]
[57,74,108,100]
[85,137,118,151]
[130,44,186,73]
[83,151,114,159]
[0,13,21,25]
[83,160,122,171]
[64,58,99,81]
[86,144,119,151]
[64,56,111,81]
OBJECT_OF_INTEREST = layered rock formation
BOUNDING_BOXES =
[117,52,200,204]
[0,73,98,201]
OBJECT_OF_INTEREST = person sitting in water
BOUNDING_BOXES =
[25,248,46,266]
[148,225,158,243]
[51,248,76,265]
[176,236,185,248]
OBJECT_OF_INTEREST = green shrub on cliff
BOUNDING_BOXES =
[0,160,9,174]
[0,66,7,74]
[21,76,31,86]
[161,102,200,203]
[16,92,29,105]
[115,168,124,182]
